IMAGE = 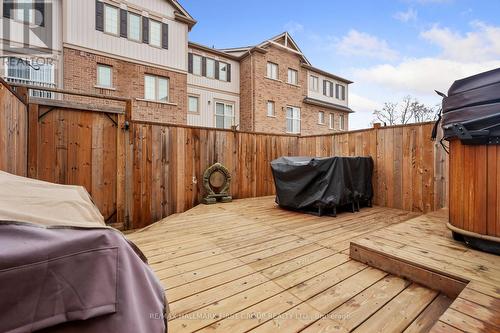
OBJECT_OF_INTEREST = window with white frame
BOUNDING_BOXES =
[97,64,112,88]
[149,19,162,47]
[329,113,334,129]
[219,62,228,81]
[128,12,141,41]
[188,96,199,113]
[324,80,334,97]
[5,57,55,98]
[336,84,346,100]
[339,114,345,130]
[192,54,202,76]
[215,102,234,129]
[104,4,119,35]
[318,111,325,125]
[13,0,35,24]
[206,58,215,78]
[144,74,169,102]
[287,68,298,85]
[286,106,301,134]
[267,101,275,117]
[267,62,278,80]
[310,75,319,92]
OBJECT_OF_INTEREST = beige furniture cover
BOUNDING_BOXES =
[0,171,105,228]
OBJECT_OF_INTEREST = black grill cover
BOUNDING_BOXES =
[442,67,500,144]
[270,156,373,211]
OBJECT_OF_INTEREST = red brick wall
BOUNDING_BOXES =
[63,47,187,124]
[239,44,349,135]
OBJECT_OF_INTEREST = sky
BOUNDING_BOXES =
[182,0,500,130]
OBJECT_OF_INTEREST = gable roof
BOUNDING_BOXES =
[170,0,197,30]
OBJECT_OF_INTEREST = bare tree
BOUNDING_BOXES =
[372,96,437,126]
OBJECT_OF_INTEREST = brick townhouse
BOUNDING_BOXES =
[1,0,353,134]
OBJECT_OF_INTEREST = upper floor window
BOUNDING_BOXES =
[219,62,228,81]
[310,75,319,92]
[215,101,234,129]
[192,54,202,76]
[188,95,199,113]
[97,64,113,88]
[339,114,345,130]
[323,80,334,97]
[206,58,215,78]
[336,84,346,100]
[267,101,275,117]
[286,106,301,134]
[144,74,169,102]
[329,113,334,129]
[149,19,162,47]
[267,62,278,80]
[318,111,325,125]
[128,12,141,41]
[104,4,119,35]
[287,69,298,85]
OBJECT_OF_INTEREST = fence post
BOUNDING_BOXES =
[27,103,39,178]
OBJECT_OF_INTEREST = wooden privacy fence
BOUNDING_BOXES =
[0,81,448,229]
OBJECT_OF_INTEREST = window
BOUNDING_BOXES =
[5,57,55,98]
[12,0,35,24]
[267,101,275,117]
[267,62,278,80]
[329,114,334,129]
[287,68,298,85]
[324,80,334,97]
[104,4,119,35]
[286,106,301,134]
[188,96,199,113]
[128,12,141,41]
[215,102,234,129]
[310,75,319,92]
[144,74,169,102]
[206,58,215,78]
[339,114,345,130]
[97,64,112,88]
[149,19,162,47]
[318,111,325,125]
[336,84,346,100]
[219,62,228,81]
[192,54,202,76]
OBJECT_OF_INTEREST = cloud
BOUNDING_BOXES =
[348,93,381,129]
[394,8,418,23]
[353,58,500,96]
[421,21,500,62]
[284,21,304,35]
[336,30,399,61]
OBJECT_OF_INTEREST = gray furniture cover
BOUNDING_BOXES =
[441,67,500,144]
[0,171,167,333]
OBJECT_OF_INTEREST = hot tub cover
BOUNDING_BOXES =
[270,156,373,211]
[441,67,500,144]
[0,171,167,333]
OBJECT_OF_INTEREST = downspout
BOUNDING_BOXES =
[251,52,255,131]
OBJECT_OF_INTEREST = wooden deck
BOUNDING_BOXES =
[127,197,500,333]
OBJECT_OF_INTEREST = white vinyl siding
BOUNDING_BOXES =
[128,12,141,41]
[149,20,162,47]
[318,111,324,125]
[286,107,301,134]
[267,101,275,117]
[329,113,334,129]
[104,4,118,35]
[287,68,298,85]
[310,75,319,92]
[215,102,234,129]
[188,95,199,113]
[339,114,345,130]
[267,62,278,80]
[192,54,202,76]
[144,74,169,102]
[206,58,215,78]
[97,64,112,88]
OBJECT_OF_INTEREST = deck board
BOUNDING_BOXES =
[127,197,498,332]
